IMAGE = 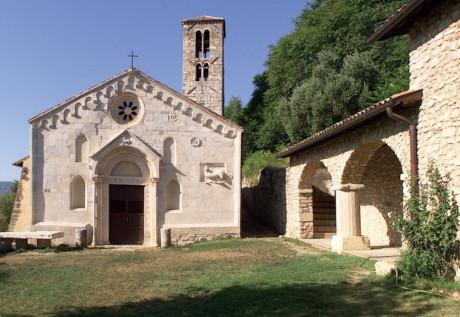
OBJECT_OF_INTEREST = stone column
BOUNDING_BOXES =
[331,183,370,253]
[298,189,314,238]
[91,175,105,246]
[148,177,159,247]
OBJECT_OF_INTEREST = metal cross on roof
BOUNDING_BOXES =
[128,50,138,69]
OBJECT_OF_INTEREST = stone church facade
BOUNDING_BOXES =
[274,0,460,253]
[9,16,243,246]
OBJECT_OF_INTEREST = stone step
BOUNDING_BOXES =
[314,225,336,232]
[313,207,336,214]
[313,232,335,239]
[313,214,336,220]
[314,219,336,226]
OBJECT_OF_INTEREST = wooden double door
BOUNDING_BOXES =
[109,185,144,245]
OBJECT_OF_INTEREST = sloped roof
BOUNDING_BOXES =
[368,0,439,43]
[278,89,423,158]
[182,15,225,23]
[182,15,226,37]
[28,68,242,131]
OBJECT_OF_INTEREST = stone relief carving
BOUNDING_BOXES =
[191,137,202,147]
[200,163,232,187]
[121,133,133,146]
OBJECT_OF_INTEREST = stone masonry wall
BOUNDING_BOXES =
[8,157,32,232]
[182,21,225,115]
[242,168,287,235]
[409,2,460,200]
[285,113,413,242]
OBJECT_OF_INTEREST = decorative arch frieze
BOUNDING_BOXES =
[33,70,240,139]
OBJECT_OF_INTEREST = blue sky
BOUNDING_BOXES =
[0,0,307,181]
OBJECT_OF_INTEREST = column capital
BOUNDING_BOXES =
[92,175,105,184]
[333,183,364,192]
[149,177,160,184]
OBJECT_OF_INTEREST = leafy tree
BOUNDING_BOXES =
[224,97,244,124]
[280,50,379,143]
[0,181,18,231]
[394,165,460,280]
[241,0,409,154]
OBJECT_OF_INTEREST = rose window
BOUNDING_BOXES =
[110,94,143,125]
[117,100,138,122]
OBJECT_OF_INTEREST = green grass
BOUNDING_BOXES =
[0,238,458,316]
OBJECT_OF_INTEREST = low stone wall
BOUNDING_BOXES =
[242,168,287,235]
[169,226,240,246]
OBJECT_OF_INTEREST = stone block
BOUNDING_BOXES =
[161,228,171,248]
[375,261,396,277]
[75,228,87,248]
[331,235,370,254]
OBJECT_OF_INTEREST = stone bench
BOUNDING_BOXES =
[0,231,64,250]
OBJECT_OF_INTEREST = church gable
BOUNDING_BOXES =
[29,69,242,139]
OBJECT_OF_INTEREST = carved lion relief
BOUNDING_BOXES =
[200,163,232,187]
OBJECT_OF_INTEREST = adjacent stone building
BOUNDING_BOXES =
[9,16,243,246]
[279,0,460,253]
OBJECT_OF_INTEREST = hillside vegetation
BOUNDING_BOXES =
[225,0,409,179]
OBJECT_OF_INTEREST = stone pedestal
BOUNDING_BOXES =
[161,228,171,248]
[331,184,370,253]
[75,228,87,248]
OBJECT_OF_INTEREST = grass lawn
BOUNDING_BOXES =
[0,238,459,316]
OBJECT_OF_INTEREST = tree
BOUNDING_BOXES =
[280,50,379,143]
[0,181,18,231]
[242,0,409,153]
[224,97,244,124]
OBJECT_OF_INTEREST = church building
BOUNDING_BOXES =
[9,16,243,246]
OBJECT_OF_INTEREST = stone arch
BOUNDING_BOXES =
[95,146,152,178]
[341,141,403,246]
[70,175,86,210]
[110,161,142,177]
[165,179,181,211]
[298,161,336,239]
[75,134,89,163]
[203,30,210,58]
[163,137,175,165]
[195,30,203,58]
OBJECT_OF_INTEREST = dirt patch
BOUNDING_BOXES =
[281,239,325,256]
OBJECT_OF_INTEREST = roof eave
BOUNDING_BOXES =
[277,90,423,158]
[368,0,431,44]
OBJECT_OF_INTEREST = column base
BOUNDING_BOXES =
[331,235,370,254]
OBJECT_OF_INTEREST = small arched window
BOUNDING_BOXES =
[70,176,86,209]
[195,31,203,58]
[166,179,181,211]
[203,63,209,81]
[203,30,210,58]
[163,137,175,165]
[75,135,88,163]
[195,64,202,82]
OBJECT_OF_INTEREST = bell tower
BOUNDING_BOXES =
[182,16,225,115]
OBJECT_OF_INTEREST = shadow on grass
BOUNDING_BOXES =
[52,282,438,317]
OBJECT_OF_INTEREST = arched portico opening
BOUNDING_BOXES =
[93,146,157,246]
[341,141,403,247]
[299,161,336,239]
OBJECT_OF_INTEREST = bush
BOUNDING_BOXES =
[394,164,460,280]
[0,181,18,231]
[242,151,287,186]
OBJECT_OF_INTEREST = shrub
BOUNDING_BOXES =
[242,151,287,186]
[0,181,18,231]
[394,164,460,280]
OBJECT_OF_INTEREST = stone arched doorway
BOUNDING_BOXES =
[299,161,336,239]
[93,146,158,246]
[341,141,403,247]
